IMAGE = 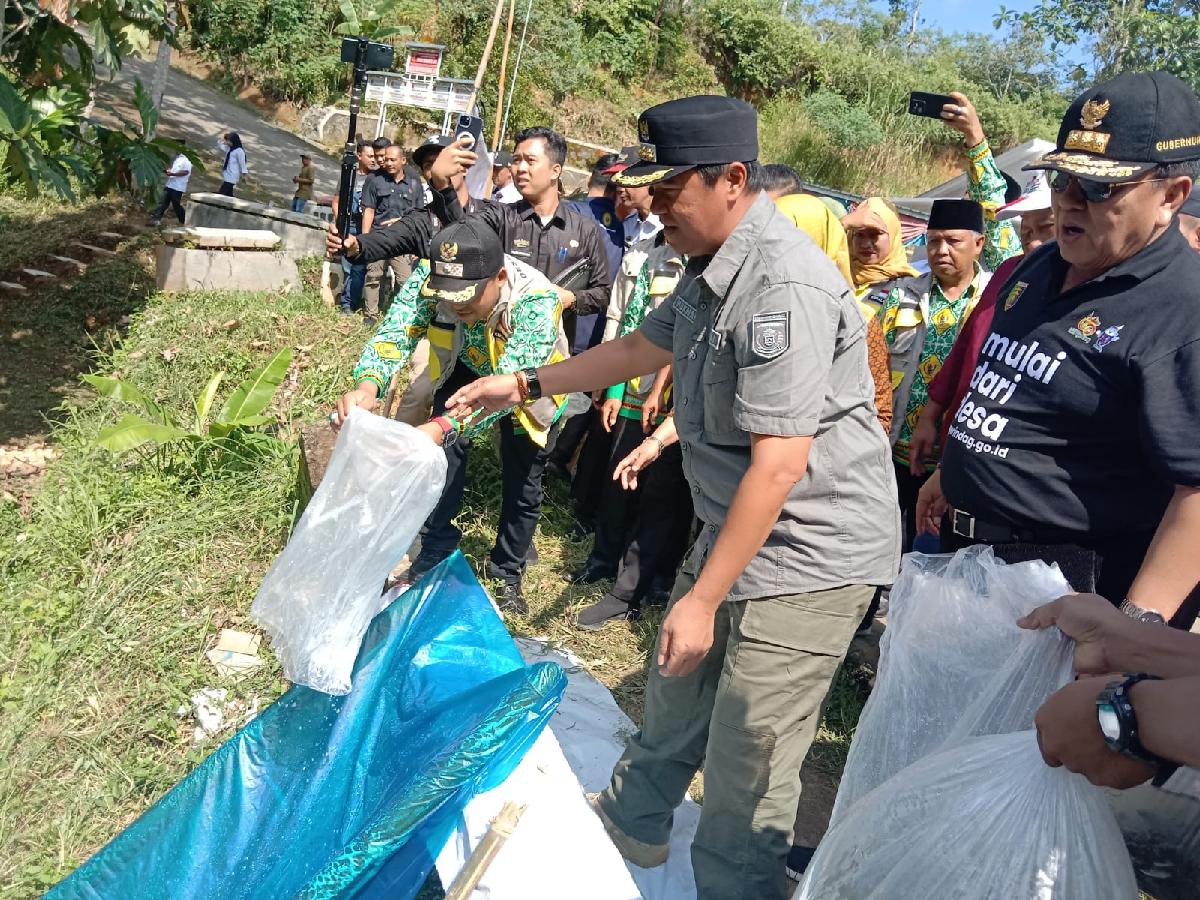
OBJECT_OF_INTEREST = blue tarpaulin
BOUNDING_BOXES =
[49,552,566,900]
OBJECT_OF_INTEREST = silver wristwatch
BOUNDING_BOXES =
[1119,599,1167,627]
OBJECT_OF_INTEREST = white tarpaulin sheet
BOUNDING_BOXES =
[434,638,701,900]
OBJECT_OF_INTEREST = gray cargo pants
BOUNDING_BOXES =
[597,569,872,900]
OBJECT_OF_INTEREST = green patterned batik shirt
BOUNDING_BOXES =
[965,139,1021,271]
[351,259,561,438]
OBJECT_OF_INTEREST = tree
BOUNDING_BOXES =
[0,0,176,197]
[997,0,1200,88]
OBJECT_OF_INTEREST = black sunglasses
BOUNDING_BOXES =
[1048,170,1169,203]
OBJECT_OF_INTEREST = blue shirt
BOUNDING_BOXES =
[567,196,624,352]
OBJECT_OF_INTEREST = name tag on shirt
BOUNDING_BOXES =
[707,329,724,351]
[672,294,697,323]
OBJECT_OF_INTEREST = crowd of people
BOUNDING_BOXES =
[325,70,1200,899]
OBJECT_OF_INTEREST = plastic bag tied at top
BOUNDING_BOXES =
[49,552,566,900]
[798,546,1138,900]
[252,408,447,695]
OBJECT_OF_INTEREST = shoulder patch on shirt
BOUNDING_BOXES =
[1003,281,1027,312]
[671,294,697,324]
[751,310,790,359]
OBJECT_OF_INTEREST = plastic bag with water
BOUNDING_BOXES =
[252,408,447,695]
[799,546,1138,900]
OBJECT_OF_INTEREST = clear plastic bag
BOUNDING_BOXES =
[252,408,447,694]
[796,731,1139,900]
[831,546,1076,820]
[802,547,1139,900]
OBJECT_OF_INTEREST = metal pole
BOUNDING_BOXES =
[499,0,533,148]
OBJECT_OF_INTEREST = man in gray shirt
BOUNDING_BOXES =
[442,95,899,900]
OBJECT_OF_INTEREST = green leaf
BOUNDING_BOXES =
[81,375,167,422]
[132,78,158,139]
[121,141,168,190]
[0,75,32,137]
[216,349,293,425]
[338,0,362,31]
[194,372,225,432]
[224,415,275,427]
[96,415,190,453]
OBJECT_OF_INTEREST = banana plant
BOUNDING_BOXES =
[84,349,293,457]
[334,0,418,42]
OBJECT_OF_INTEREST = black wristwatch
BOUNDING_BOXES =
[1097,674,1168,768]
[523,367,543,401]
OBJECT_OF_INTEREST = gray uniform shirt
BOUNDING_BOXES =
[639,192,900,599]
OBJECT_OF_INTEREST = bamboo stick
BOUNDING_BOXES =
[444,801,527,900]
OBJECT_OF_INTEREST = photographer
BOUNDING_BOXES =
[426,127,613,348]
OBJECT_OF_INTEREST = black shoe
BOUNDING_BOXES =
[574,593,639,630]
[785,845,817,881]
[495,581,528,615]
[363,314,378,329]
[407,552,445,582]
[568,561,616,585]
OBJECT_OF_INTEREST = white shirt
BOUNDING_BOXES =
[220,144,248,184]
[493,182,521,204]
[623,212,661,247]
[165,153,192,192]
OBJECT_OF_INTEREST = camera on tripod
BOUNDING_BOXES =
[340,36,395,70]
[334,37,395,244]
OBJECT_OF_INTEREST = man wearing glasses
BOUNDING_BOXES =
[918,70,1200,631]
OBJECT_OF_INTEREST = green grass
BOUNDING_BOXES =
[0,286,364,895]
[0,257,870,896]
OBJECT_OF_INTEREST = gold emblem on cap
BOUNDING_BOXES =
[638,143,657,163]
[638,118,649,141]
[440,241,458,261]
[1080,98,1110,130]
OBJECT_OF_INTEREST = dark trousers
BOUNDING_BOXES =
[569,409,615,530]
[588,418,648,570]
[420,366,559,584]
[218,181,235,197]
[152,188,185,223]
[610,442,694,604]
[893,461,927,555]
[552,404,592,467]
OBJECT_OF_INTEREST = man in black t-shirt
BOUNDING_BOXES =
[360,143,426,327]
[918,70,1200,630]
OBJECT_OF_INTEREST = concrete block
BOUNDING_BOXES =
[187,193,328,256]
[21,269,54,279]
[155,245,299,293]
[50,255,87,269]
[72,242,117,257]
[0,281,27,292]
[162,226,282,249]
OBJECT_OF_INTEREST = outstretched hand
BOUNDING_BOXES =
[940,91,986,147]
[444,374,522,419]
[1017,592,1131,677]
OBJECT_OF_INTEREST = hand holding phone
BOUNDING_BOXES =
[908,91,958,120]
[454,114,484,151]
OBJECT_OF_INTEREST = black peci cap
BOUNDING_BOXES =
[1026,70,1200,183]
[412,133,454,169]
[492,150,513,168]
[928,199,984,233]
[421,219,504,304]
[612,95,759,188]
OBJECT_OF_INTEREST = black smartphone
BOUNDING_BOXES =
[908,91,957,119]
[453,114,484,150]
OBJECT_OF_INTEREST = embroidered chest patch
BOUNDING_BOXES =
[751,311,790,359]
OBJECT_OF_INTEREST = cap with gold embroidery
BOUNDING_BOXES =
[611,95,759,188]
[1025,70,1200,184]
[421,219,504,304]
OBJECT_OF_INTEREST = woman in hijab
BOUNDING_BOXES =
[775,193,891,435]
[217,131,248,197]
[840,196,917,312]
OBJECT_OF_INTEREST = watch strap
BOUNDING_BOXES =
[525,367,544,400]
[1097,673,1167,767]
